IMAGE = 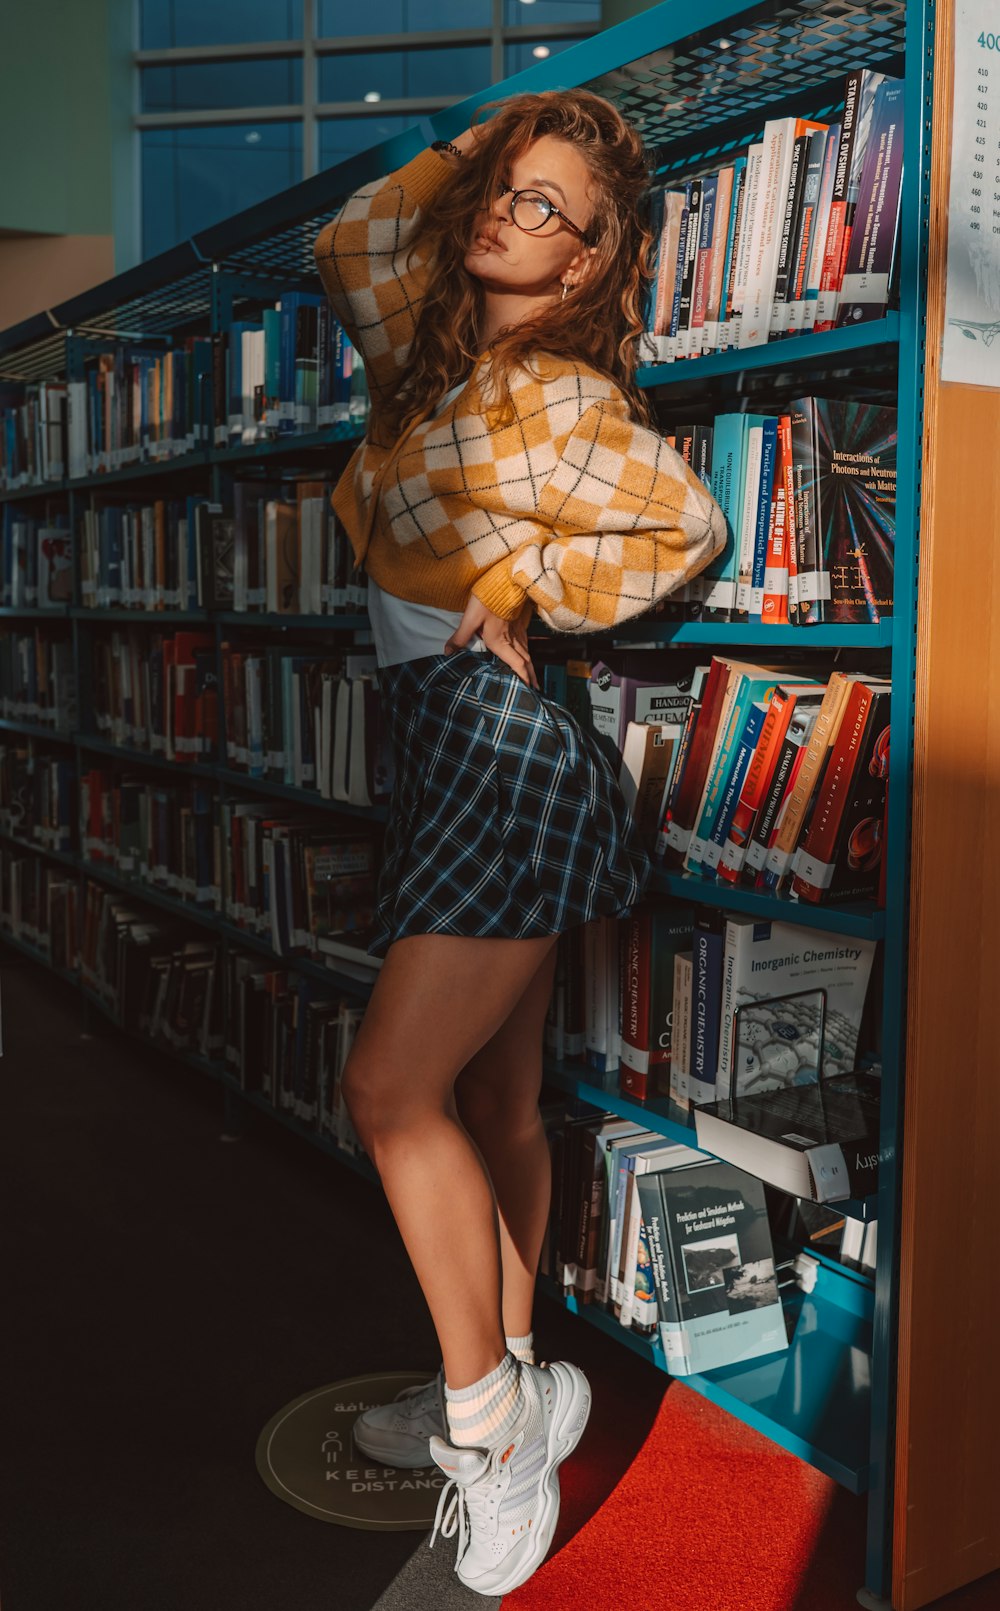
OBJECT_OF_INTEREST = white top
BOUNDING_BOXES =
[365,379,487,669]
[367,576,486,669]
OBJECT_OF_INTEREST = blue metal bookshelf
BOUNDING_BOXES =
[0,0,933,1600]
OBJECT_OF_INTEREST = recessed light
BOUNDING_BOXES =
[364,90,382,103]
[532,45,550,59]
[245,131,262,143]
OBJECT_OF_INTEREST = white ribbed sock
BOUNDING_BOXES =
[505,1331,535,1365]
[445,1351,525,1448]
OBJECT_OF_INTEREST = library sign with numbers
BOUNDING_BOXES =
[942,1,1000,386]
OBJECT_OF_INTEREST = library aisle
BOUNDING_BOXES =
[2,947,996,1611]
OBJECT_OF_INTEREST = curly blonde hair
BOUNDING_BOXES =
[384,89,653,436]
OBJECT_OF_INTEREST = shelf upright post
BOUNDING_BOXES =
[864,0,938,1599]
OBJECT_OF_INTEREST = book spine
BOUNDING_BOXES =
[718,687,790,883]
[792,681,874,900]
[815,72,864,330]
[618,909,651,1099]
[689,915,722,1106]
[748,418,779,618]
[700,703,766,876]
[669,951,693,1111]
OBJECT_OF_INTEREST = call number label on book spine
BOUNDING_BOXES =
[942,1,1000,387]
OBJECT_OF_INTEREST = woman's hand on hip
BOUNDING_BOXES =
[444,596,538,688]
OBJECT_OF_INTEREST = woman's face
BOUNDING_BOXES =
[463,133,597,297]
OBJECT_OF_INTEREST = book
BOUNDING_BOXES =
[837,78,905,325]
[618,720,682,846]
[637,1160,788,1375]
[694,1070,882,1203]
[618,902,697,1101]
[715,915,877,1099]
[815,69,888,332]
[792,682,891,903]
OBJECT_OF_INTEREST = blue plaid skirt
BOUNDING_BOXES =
[368,647,650,958]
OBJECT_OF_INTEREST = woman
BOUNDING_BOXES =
[313,90,725,1596]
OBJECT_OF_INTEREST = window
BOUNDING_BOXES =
[140,1,304,49]
[319,46,492,103]
[134,0,599,259]
[319,116,409,169]
[141,59,302,113]
[141,123,302,259]
[317,1,492,31]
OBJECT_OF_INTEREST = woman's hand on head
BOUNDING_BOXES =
[444,595,538,688]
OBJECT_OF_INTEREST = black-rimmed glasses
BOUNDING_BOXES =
[495,184,594,245]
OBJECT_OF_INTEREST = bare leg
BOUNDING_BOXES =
[455,944,558,1343]
[341,931,558,1391]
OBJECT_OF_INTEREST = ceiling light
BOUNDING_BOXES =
[533,45,551,59]
[364,90,382,103]
[245,131,261,143]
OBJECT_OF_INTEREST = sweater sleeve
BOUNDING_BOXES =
[471,395,728,630]
[312,147,450,421]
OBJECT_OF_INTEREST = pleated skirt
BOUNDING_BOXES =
[368,647,650,959]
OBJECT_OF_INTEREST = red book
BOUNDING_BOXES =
[792,680,877,901]
[660,657,729,868]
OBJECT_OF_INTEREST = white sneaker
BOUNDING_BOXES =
[352,1372,445,1469]
[428,1359,591,1596]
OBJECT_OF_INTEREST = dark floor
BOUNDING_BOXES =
[0,948,661,1611]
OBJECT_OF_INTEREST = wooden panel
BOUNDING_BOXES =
[894,1,1000,1605]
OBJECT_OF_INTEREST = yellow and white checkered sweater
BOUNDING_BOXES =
[313,148,726,631]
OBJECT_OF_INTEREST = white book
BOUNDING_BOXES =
[331,678,352,802]
[670,952,693,1111]
[740,119,800,348]
[619,1141,710,1328]
[798,125,839,334]
[730,143,764,348]
[717,914,876,1100]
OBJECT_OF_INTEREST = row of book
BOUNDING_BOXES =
[0,741,74,853]
[225,952,364,1150]
[658,659,891,906]
[0,843,78,970]
[76,877,368,1151]
[546,1107,789,1375]
[8,387,895,628]
[663,398,896,627]
[80,479,366,616]
[80,768,380,962]
[0,300,369,490]
[220,644,391,804]
[1,508,73,610]
[577,652,891,909]
[90,628,218,763]
[87,629,391,806]
[0,629,75,732]
[216,293,368,448]
[642,68,903,360]
[197,479,366,615]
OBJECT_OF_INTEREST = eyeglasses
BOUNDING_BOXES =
[495,184,594,245]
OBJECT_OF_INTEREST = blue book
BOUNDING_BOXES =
[749,417,780,619]
[702,414,764,623]
[277,292,324,434]
[699,702,767,880]
[685,662,787,875]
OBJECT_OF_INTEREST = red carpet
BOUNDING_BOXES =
[503,1377,1000,1611]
